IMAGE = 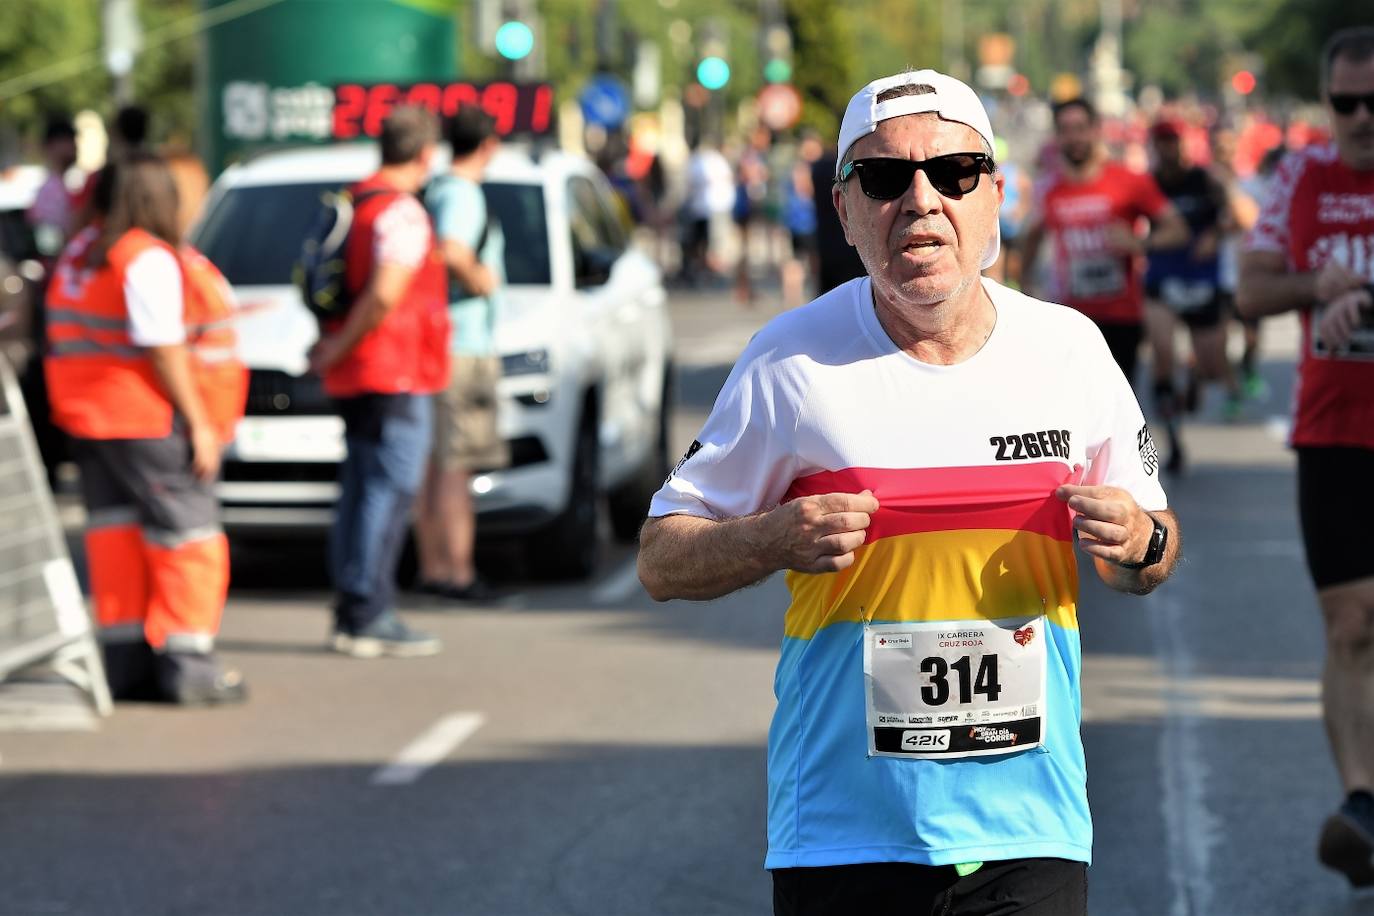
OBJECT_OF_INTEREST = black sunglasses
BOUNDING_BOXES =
[1329,93,1374,116]
[837,153,993,200]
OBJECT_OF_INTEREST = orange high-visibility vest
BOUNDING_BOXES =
[181,245,247,444]
[45,227,178,440]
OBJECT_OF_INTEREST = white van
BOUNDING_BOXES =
[190,144,673,579]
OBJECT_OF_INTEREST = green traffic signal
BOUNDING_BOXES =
[764,58,791,84]
[494,20,534,60]
[697,56,730,90]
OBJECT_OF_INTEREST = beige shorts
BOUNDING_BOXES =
[432,355,509,471]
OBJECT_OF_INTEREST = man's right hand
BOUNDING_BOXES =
[1317,286,1374,352]
[759,490,880,574]
[189,422,222,483]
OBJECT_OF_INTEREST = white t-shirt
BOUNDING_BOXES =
[124,246,185,347]
[685,148,736,221]
[653,276,1167,522]
[649,276,1168,870]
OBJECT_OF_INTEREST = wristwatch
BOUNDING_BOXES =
[1118,515,1168,570]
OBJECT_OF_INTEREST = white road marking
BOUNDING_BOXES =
[1265,415,1290,444]
[1152,592,1218,916]
[371,712,485,786]
[590,556,643,605]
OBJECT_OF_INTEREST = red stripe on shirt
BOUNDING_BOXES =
[783,461,1079,543]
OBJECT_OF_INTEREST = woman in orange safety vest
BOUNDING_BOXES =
[45,152,248,705]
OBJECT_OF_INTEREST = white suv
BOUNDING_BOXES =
[190,144,673,579]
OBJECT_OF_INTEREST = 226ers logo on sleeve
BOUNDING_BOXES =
[669,439,703,480]
[1138,423,1160,476]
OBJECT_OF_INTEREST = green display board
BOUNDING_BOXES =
[199,0,460,174]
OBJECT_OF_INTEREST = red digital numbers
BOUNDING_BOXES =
[332,82,554,140]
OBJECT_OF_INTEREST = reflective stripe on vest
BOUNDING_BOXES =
[44,227,177,440]
[181,245,248,443]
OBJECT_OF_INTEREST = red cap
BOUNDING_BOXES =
[1150,120,1183,141]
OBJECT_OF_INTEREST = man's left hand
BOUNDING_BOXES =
[1055,484,1154,566]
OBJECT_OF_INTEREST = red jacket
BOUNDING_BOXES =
[322,175,450,399]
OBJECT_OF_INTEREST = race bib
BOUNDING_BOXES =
[864,616,1047,759]
[1159,277,1217,312]
[1068,255,1126,300]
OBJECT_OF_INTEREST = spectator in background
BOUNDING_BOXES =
[733,125,773,305]
[28,115,79,257]
[44,154,246,704]
[309,107,450,658]
[73,105,152,225]
[679,138,734,287]
[808,142,867,295]
[780,130,822,308]
[413,106,509,603]
[23,114,81,486]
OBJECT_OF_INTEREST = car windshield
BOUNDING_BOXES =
[192,180,551,287]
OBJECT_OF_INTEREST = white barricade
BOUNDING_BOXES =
[0,354,111,715]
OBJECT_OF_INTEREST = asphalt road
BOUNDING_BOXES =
[0,286,1370,916]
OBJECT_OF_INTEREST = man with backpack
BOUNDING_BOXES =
[307,106,451,658]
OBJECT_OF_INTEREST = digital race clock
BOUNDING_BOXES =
[332,81,555,140]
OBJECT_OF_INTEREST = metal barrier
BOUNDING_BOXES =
[0,354,111,715]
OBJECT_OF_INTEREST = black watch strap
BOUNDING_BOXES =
[1118,516,1167,570]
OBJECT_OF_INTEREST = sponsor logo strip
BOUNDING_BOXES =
[874,717,1042,755]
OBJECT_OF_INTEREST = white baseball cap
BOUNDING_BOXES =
[837,69,996,174]
[836,69,1001,269]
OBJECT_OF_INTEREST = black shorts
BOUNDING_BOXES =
[1145,280,1225,329]
[772,858,1087,916]
[1298,446,1374,589]
[1095,320,1143,386]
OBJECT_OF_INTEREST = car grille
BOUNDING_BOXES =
[245,370,332,416]
[222,461,339,483]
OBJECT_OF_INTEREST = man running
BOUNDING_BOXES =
[1020,98,1188,386]
[639,70,1180,915]
[1238,26,1374,888]
[1143,119,1242,473]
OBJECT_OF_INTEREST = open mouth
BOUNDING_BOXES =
[901,237,946,254]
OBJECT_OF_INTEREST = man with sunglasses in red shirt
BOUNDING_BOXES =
[1020,99,1189,387]
[1239,26,1374,888]
[640,69,1180,915]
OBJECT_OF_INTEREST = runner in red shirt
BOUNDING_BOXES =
[1238,27,1374,888]
[1021,98,1188,385]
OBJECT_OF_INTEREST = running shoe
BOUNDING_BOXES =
[1222,395,1245,423]
[1243,371,1269,401]
[1319,791,1374,887]
[331,613,441,659]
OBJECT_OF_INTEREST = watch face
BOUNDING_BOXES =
[1144,519,1167,565]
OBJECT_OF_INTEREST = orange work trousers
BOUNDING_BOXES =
[74,431,229,653]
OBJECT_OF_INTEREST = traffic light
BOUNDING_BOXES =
[494,20,535,60]
[1231,70,1257,96]
[697,56,730,91]
[764,58,792,84]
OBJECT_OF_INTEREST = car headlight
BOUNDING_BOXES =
[502,349,550,376]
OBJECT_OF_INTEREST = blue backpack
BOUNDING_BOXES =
[294,187,396,322]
